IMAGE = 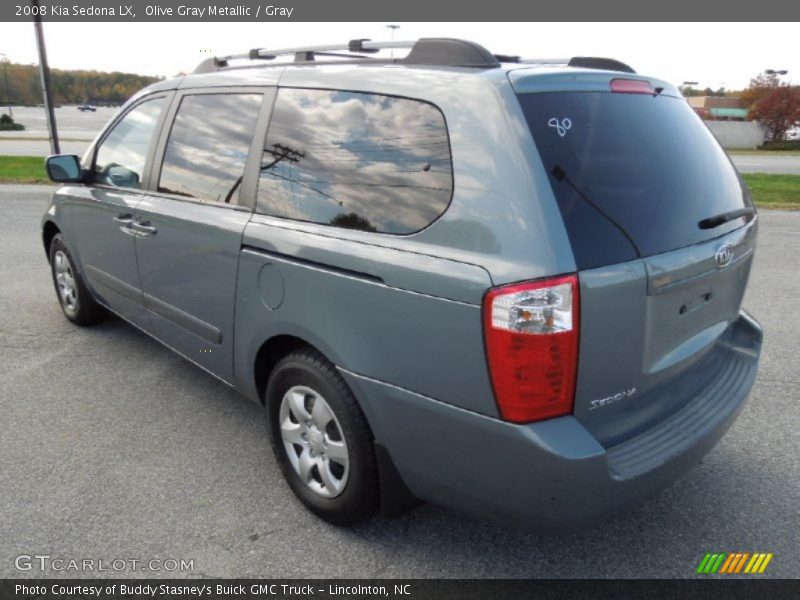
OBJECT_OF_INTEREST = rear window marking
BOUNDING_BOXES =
[548,117,572,137]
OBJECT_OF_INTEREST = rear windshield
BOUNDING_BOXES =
[517,91,750,269]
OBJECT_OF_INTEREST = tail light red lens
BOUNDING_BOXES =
[610,78,656,94]
[483,274,580,423]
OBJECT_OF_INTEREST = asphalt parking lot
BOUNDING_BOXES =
[0,106,115,157]
[0,106,115,139]
[0,185,798,579]
[732,154,800,175]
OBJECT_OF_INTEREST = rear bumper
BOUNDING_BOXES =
[340,310,762,531]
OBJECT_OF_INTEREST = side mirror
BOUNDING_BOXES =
[105,165,140,188]
[45,155,83,183]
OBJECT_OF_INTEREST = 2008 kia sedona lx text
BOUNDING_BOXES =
[41,38,762,530]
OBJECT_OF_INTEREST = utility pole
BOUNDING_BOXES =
[32,0,60,154]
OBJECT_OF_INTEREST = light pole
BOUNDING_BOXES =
[386,24,400,58]
[681,81,698,105]
[0,53,11,118]
[765,69,789,87]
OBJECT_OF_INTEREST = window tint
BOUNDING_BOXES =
[94,97,165,189]
[256,88,452,234]
[517,91,749,268]
[158,93,263,204]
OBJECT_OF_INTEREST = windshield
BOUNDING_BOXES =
[517,91,751,269]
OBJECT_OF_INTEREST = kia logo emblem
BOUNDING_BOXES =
[715,244,734,268]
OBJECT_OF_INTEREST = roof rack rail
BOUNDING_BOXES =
[193,38,500,73]
[193,40,634,75]
[567,57,636,73]
[514,58,570,65]
[502,56,636,74]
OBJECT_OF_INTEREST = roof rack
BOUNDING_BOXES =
[567,57,635,73]
[502,56,636,73]
[194,38,500,73]
[192,38,635,75]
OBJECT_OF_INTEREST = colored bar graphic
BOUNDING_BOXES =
[745,554,760,573]
[710,554,726,573]
[696,554,712,574]
[705,554,720,574]
[759,554,773,573]
[719,554,736,574]
[697,552,772,575]
[734,553,750,573]
[697,554,712,574]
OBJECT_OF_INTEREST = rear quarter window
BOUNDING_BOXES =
[256,88,453,234]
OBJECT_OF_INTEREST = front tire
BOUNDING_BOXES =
[49,234,106,326]
[265,349,379,526]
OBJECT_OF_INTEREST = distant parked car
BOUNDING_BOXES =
[787,128,800,140]
[77,104,96,112]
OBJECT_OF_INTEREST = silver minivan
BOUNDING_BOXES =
[42,38,762,530]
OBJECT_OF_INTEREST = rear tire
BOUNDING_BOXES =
[49,234,106,326]
[265,349,379,526]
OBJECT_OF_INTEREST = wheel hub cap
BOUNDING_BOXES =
[308,428,325,453]
[53,250,78,313]
[279,385,349,498]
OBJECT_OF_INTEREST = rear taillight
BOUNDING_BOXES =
[610,78,655,94]
[483,274,580,423]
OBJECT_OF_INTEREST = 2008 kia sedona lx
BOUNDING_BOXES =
[41,38,762,530]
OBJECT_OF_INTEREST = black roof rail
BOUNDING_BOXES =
[193,38,500,73]
[194,57,229,73]
[192,40,633,75]
[494,54,521,63]
[404,38,499,68]
[348,39,380,54]
[568,57,636,74]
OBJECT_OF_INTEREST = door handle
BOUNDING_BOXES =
[130,220,157,236]
[115,213,137,235]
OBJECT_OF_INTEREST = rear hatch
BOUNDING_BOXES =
[512,70,757,446]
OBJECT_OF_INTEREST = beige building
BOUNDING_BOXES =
[687,96,749,120]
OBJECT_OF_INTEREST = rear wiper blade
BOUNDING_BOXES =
[551,165,642,257]
[698,207,755,230]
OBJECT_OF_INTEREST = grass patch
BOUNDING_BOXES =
[0,156,49,183]
[742,173,800,209]
[758,140,800,151]
[728,149,800,157]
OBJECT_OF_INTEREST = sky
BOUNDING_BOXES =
[0,22,797,90]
